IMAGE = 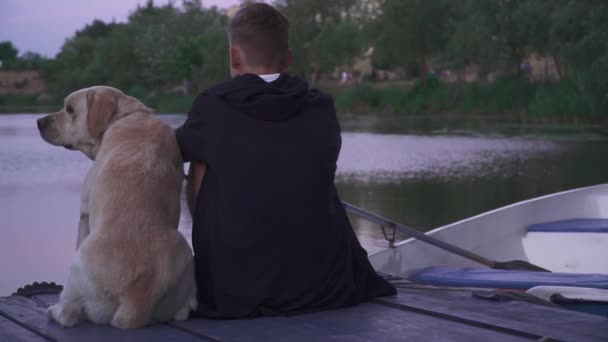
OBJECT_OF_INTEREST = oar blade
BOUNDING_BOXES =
[494,260,551,272]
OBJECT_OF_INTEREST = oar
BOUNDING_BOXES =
[342,202,550,272]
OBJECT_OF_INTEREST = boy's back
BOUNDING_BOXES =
[175,3,395,318]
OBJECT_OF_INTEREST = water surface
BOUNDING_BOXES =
[2,114,608,296]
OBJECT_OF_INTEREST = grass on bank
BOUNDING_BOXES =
[0,93,196,114]
[0,78,598,125]
[327,77,594,123]
[0,94,61,113]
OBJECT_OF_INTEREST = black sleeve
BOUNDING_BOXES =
[175,95,209,163]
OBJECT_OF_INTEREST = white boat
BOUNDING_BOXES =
[343,184,608,317]
[363,183,608,276]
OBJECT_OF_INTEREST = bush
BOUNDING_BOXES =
[329,78,593,121]
[153,93,197,113]
[527,80,590,119]
[0,94,38,106]
[0,78,596,122]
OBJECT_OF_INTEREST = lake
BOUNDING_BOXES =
[2,113,608,296]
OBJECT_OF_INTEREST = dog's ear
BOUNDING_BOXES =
[118,95,153,117]
[86,88,118,139]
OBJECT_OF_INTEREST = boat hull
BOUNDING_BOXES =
[369,184,608,276]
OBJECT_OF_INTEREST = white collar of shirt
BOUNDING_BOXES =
[258,73,281,83]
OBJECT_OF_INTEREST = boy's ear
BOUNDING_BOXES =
[286,50,294,68]
[230,46,242,71]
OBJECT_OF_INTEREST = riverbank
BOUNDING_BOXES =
[326,78,597,124]
[1,79,603,129]
[0,94,61,114]
[0,92,197,114]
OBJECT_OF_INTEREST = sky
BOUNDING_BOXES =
[0,0,241,58]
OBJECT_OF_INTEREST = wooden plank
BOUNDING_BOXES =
[174,302,530,341]
[31,294,58,307]
[288,303,531,342]
[375,287,608,342]
[0,296,208,342]
[171,315,327,342]
[0,315,48,342]
[172,317,374,342]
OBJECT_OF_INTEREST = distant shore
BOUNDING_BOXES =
[2,79,604,131]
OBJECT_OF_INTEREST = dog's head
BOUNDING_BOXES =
[37,86,150,160]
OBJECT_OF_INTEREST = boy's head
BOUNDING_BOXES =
[228,2,292,77]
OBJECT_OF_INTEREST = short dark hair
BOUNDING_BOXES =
[228,2,289,70]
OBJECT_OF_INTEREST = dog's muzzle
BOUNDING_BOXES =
[37,117,51,133]
[37,116,69,148]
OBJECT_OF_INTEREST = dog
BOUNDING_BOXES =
[37,86,197,328]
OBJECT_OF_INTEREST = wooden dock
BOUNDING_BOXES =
[1,280,607,342]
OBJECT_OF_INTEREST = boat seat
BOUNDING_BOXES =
[528,219,608,233]
[411,267,608,290]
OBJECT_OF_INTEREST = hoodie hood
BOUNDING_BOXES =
[212,73,311,121]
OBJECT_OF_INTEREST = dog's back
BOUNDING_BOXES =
[77,112,196,328]
[41,87,196,328]
[91,112,183,233]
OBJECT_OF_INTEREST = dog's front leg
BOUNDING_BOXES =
[76,212,89,250]
[48,259,85,327]
[76,168,94,250]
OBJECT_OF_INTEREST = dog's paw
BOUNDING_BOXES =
[47,303,80,327]
[172,306,191,321]
[172,295,197,321]
[110,315,134,329]
[111,306,148,329]
[47,305,56,321]
[188,296,198,311]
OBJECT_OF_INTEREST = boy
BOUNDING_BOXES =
[175,2,396,318]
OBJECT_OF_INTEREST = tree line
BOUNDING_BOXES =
[1,0,607,118]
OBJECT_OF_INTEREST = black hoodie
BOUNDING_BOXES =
[175,73,396,318]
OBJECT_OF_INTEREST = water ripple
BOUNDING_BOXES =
[0,115,558,187]
[337,133,557,182]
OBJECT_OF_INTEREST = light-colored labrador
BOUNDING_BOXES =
[37,86,197,329]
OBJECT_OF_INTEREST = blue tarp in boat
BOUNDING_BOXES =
[528,218,608,233]
[412,267,608,289]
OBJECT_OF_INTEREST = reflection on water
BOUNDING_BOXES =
[338,133,556,182]
[2,114,608,296]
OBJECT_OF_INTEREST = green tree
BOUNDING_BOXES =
[276,0,362,81]
[0,41,19,68]
[369,0,452,78]
[126,0,228,92]
[44,19,121,94]
[45,0,229,97]
[93,24,143,92]
[156,2,228,91]
[308,21,363,74]
[447,0,549,79]
[552,1,608,117]
[11,51,49,70]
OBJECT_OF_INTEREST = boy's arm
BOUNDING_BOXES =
[186,161,206,216]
